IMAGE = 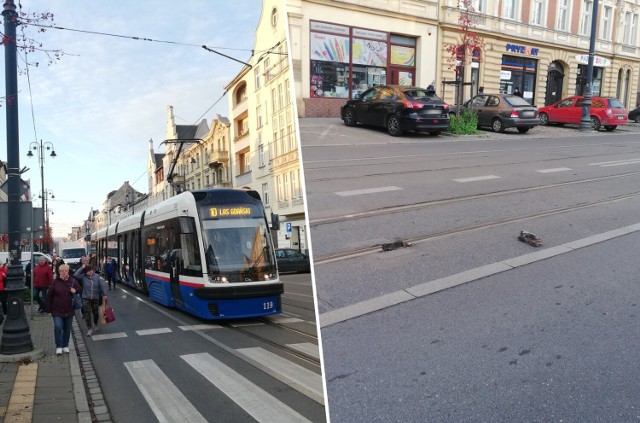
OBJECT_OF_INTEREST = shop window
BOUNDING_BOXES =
[500,55,537,104]
[310,29,350,98]
[575,65,602,96]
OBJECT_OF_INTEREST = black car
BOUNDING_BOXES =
[629,106,640,123]
[275,248,311,273]
[340,85,450,136]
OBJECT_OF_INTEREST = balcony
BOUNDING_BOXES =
[209,150,229,167]
[235,171,253,187]
[233,97,248,117]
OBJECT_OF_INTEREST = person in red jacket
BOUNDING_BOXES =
[0,260,8,315]
[46,264,81,355]
[33,256,53,313]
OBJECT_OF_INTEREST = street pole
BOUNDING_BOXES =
[2,0,34,354]
[579,0,599,131]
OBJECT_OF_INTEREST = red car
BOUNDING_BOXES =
[538,96,627,131]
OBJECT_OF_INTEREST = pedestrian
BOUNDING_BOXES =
[478,86,484,94]
[74,264,108,336]
[514,87,523,97]
[32,256,53,313]
[51,253,65,278]
[0,260,8,315]
[89,252,98,268]
[45,264,80,355]
[103,255,117,290]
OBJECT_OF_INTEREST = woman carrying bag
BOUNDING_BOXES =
[46,264,81,355]
[74,264,108,336]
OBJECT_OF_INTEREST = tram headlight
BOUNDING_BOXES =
[214,276,229,283]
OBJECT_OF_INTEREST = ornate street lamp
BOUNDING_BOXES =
[27,140,56,253]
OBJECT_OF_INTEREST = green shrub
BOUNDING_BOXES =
[448,110,481,135]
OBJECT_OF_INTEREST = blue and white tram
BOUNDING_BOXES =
[92,189,283,319]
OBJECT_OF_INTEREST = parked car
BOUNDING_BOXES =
[340,85,450,136]
[538,96,627,131]
[628,106,640,123]
[275,248,311,273]
[450,93,540,133]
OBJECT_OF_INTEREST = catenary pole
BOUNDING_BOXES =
[579,0,599,131]
[1,0,34,354]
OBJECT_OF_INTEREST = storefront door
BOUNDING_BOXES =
[545,68,564,105]
[389,67,414,86]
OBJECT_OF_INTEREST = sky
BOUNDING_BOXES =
[0,0,264,238]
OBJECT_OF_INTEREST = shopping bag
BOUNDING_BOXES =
[71,281,83,310]
[98,305,107,325]
[103,298,115,323]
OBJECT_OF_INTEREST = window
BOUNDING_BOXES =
[278,84,284,111]
[271,7,278,28]
[285,79,291,105]
[291,170,300,199]
[276,175,284,202]
[289,125,295,151]
[471,0,486,13]
[557,0,569,31]
[272,88,277,113]
[256,105,263,128]
[502,0,519,20]
[530,0,544,26]
[254,67,261,89]
[624,13,640,45]
[262,183,270,206]
[273,131,279,157]
[259,144,265,167]
[579,1,593,36]
[264,58,272,82]
[600,6,612,40]
[284,173,290,201]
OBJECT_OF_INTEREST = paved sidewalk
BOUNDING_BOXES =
[0,306,109,423]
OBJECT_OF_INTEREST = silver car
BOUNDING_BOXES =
[450,93,540,133]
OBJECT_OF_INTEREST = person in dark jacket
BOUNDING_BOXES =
[103,256,117,290]
[74,264,108,336]
[33,256,53,313]
[46,264,81,355]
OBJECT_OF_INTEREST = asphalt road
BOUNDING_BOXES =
[301,118,640,422]
[83,273,325,422]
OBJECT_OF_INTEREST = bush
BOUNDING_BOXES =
[448,110,481,135]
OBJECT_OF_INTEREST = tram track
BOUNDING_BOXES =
[222,320,321,368]
[309,169,640,227]
[313,189,640,265]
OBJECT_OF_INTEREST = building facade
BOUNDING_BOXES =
[288,0,640,117]
[227,0,307,251]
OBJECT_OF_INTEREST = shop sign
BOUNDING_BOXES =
[500,70,511,80]
[505,43,539,56]
[310,21,349,35]
[575,54,611,67]
[353,28,387,41]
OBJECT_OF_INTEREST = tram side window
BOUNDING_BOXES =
[180,233,202,276]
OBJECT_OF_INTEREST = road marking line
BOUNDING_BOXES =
[270,316,304,324]
[590,158,640,166]
[236,347,324,405]
[319,222,640,328]
[91,332,128,341]
[124,359,208,423]
[229,322,265,327]
[599,160,640,167]
[178,324,223,331]
[335,186,402,197]
[182,352,312,422]
[536,167,573,173]
[453,175,501,183]
[288,343,320,360]
[136,328,172,336]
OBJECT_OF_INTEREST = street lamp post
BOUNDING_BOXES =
[579,0,600,131]
[1,0,33,354]
[27,140,56,253]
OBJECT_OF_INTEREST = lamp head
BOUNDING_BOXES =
[50,150,57,158]
[26,150,33,158]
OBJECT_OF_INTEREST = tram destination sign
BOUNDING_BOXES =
[207,205,257,219]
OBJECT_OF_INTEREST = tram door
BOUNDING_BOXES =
[170,249,184,306]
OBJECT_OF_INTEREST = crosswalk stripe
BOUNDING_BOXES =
[178,324,222,331]
[536,167,573,173]
[136,328,172,336]
[335,186,402,197]
[182,352,312,423]
[91,332,127,341]
[124,360,208,423]
[236,347,324,405]
[287,343,320,360]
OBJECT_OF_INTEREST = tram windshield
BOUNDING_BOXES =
[201,217,276,282]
